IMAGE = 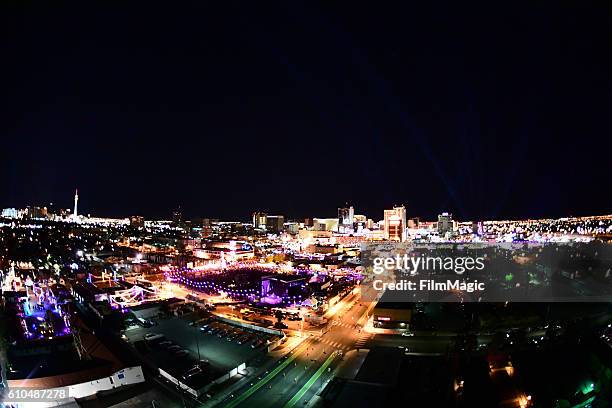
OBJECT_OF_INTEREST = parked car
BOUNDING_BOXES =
[183,366,202,379]
[138,317,155,328]
[144,333,164,342]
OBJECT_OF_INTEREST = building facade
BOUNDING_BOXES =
[438,212,454,236]
[384,205,407,242]
[337,205,355,232]
[252,212,267,229]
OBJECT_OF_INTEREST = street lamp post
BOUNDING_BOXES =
[194,327,201,361]
[300,309,305,337]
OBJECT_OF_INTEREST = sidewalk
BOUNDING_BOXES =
[356,301,376,327]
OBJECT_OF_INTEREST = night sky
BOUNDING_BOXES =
[2,2,611,221]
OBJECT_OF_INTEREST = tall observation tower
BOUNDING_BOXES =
[73,189,79,218]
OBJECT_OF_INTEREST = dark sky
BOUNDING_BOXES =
[2,2,611,221]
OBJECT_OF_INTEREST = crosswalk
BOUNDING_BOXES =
[310,331,373,351]
[354,332,373,349]
[317,337,350,351]
[333,321,356,329]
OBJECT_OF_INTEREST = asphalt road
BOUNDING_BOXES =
[219,296,369,408]
[216,297,501,408]
[368,333,453,354]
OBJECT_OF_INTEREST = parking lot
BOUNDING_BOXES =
[125,314,281,372]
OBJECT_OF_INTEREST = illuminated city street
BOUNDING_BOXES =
[220,295,368,408]
[2,2,612,407]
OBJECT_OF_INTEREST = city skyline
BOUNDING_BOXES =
[3,190,612,224]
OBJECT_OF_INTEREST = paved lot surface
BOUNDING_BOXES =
[126,316,268,372]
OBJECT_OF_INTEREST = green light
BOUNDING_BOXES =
[284,353,336,408]
[223,341,311,408]
[580,381,596,395]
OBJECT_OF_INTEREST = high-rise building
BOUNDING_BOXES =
[438,212,454,236]
[338,204,355,232]
[172,207,183,225]
[266,215,284,233]
[252,212,267,230]
[285,222,299,234]
[201,218,217,238]
[384,205,407,242]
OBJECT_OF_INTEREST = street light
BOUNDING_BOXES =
[194,327,201,361]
